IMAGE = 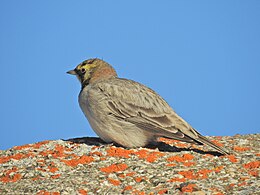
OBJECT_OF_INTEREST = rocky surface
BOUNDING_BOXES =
[0,134,259,194]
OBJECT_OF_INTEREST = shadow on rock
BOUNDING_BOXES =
[63,137,108,146]
[63,137,223,156]
[151,141,224,156]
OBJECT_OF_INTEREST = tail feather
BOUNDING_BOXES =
[197,134,229,155]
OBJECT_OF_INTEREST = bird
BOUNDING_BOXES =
[67,58,229,155]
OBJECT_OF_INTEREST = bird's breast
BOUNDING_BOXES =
[78,86,114,143]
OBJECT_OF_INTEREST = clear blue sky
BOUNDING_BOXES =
[1,1,259,150]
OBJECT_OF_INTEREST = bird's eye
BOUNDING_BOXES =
[81,68,86,74]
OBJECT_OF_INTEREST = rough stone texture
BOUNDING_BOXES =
[0,134,259,194]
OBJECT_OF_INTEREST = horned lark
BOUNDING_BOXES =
[67,58,229,155]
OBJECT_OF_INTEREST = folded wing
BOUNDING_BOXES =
[94,78,229,155]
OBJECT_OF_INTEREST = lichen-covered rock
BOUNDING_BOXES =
[0,134,259,194]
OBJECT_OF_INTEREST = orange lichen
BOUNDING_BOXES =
[118,174,126,178]
[167,154,194,165]
[0,152,36,164]
[243,161,260,169]
[108,178,121,186]
[197,169,213,179]
[13,144,31,150]
[211,140,224,147]
[183,154,194,160]
[12,153,25,160]
[180,184,197,193]
[146,151,164,163]
[76,155,94,164]
[183,162,196,167]
[37,191,60,195]
[38,144,76,160]
[78,189,88,195]
[132,189,145,195]
[126,172,136,177]
[106,146,165,162]
[256,153,260,157]
[0,167,22,183]
[167,155,184,162]
[51,174,61,179]
[54,144,66,157]
[248,170,258,177]
[100,163,128,173]
[62,155,94,167]
[244,161,259,176]
[166,163,176,167]
[14,153,34,160]
[0,156,10,164]
[159,137,180,145]
[133,149,164,163]
[168,177,186,182]
[32,141,50,149]
[124,185,133,191]
[226,155,238,163]
[48,166,59,173]
[32,176,41,181]
[51,145,66,158]
[176,143,188,148]
[233,146,251,152]
[214,166,224,173]
[106,147,133,158]
[134,149,149,159]
[119,172,136,178]
[177,168,215,180]
[178,170,196,179]
[11,173,22,182]
[134,176,145,182]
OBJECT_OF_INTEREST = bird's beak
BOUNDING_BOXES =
[67,69,77,75]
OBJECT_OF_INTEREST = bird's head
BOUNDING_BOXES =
[67,58,117,87]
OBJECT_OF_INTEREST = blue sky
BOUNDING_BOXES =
[1,1,259,150]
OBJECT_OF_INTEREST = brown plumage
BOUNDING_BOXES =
[67,58,229,155]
